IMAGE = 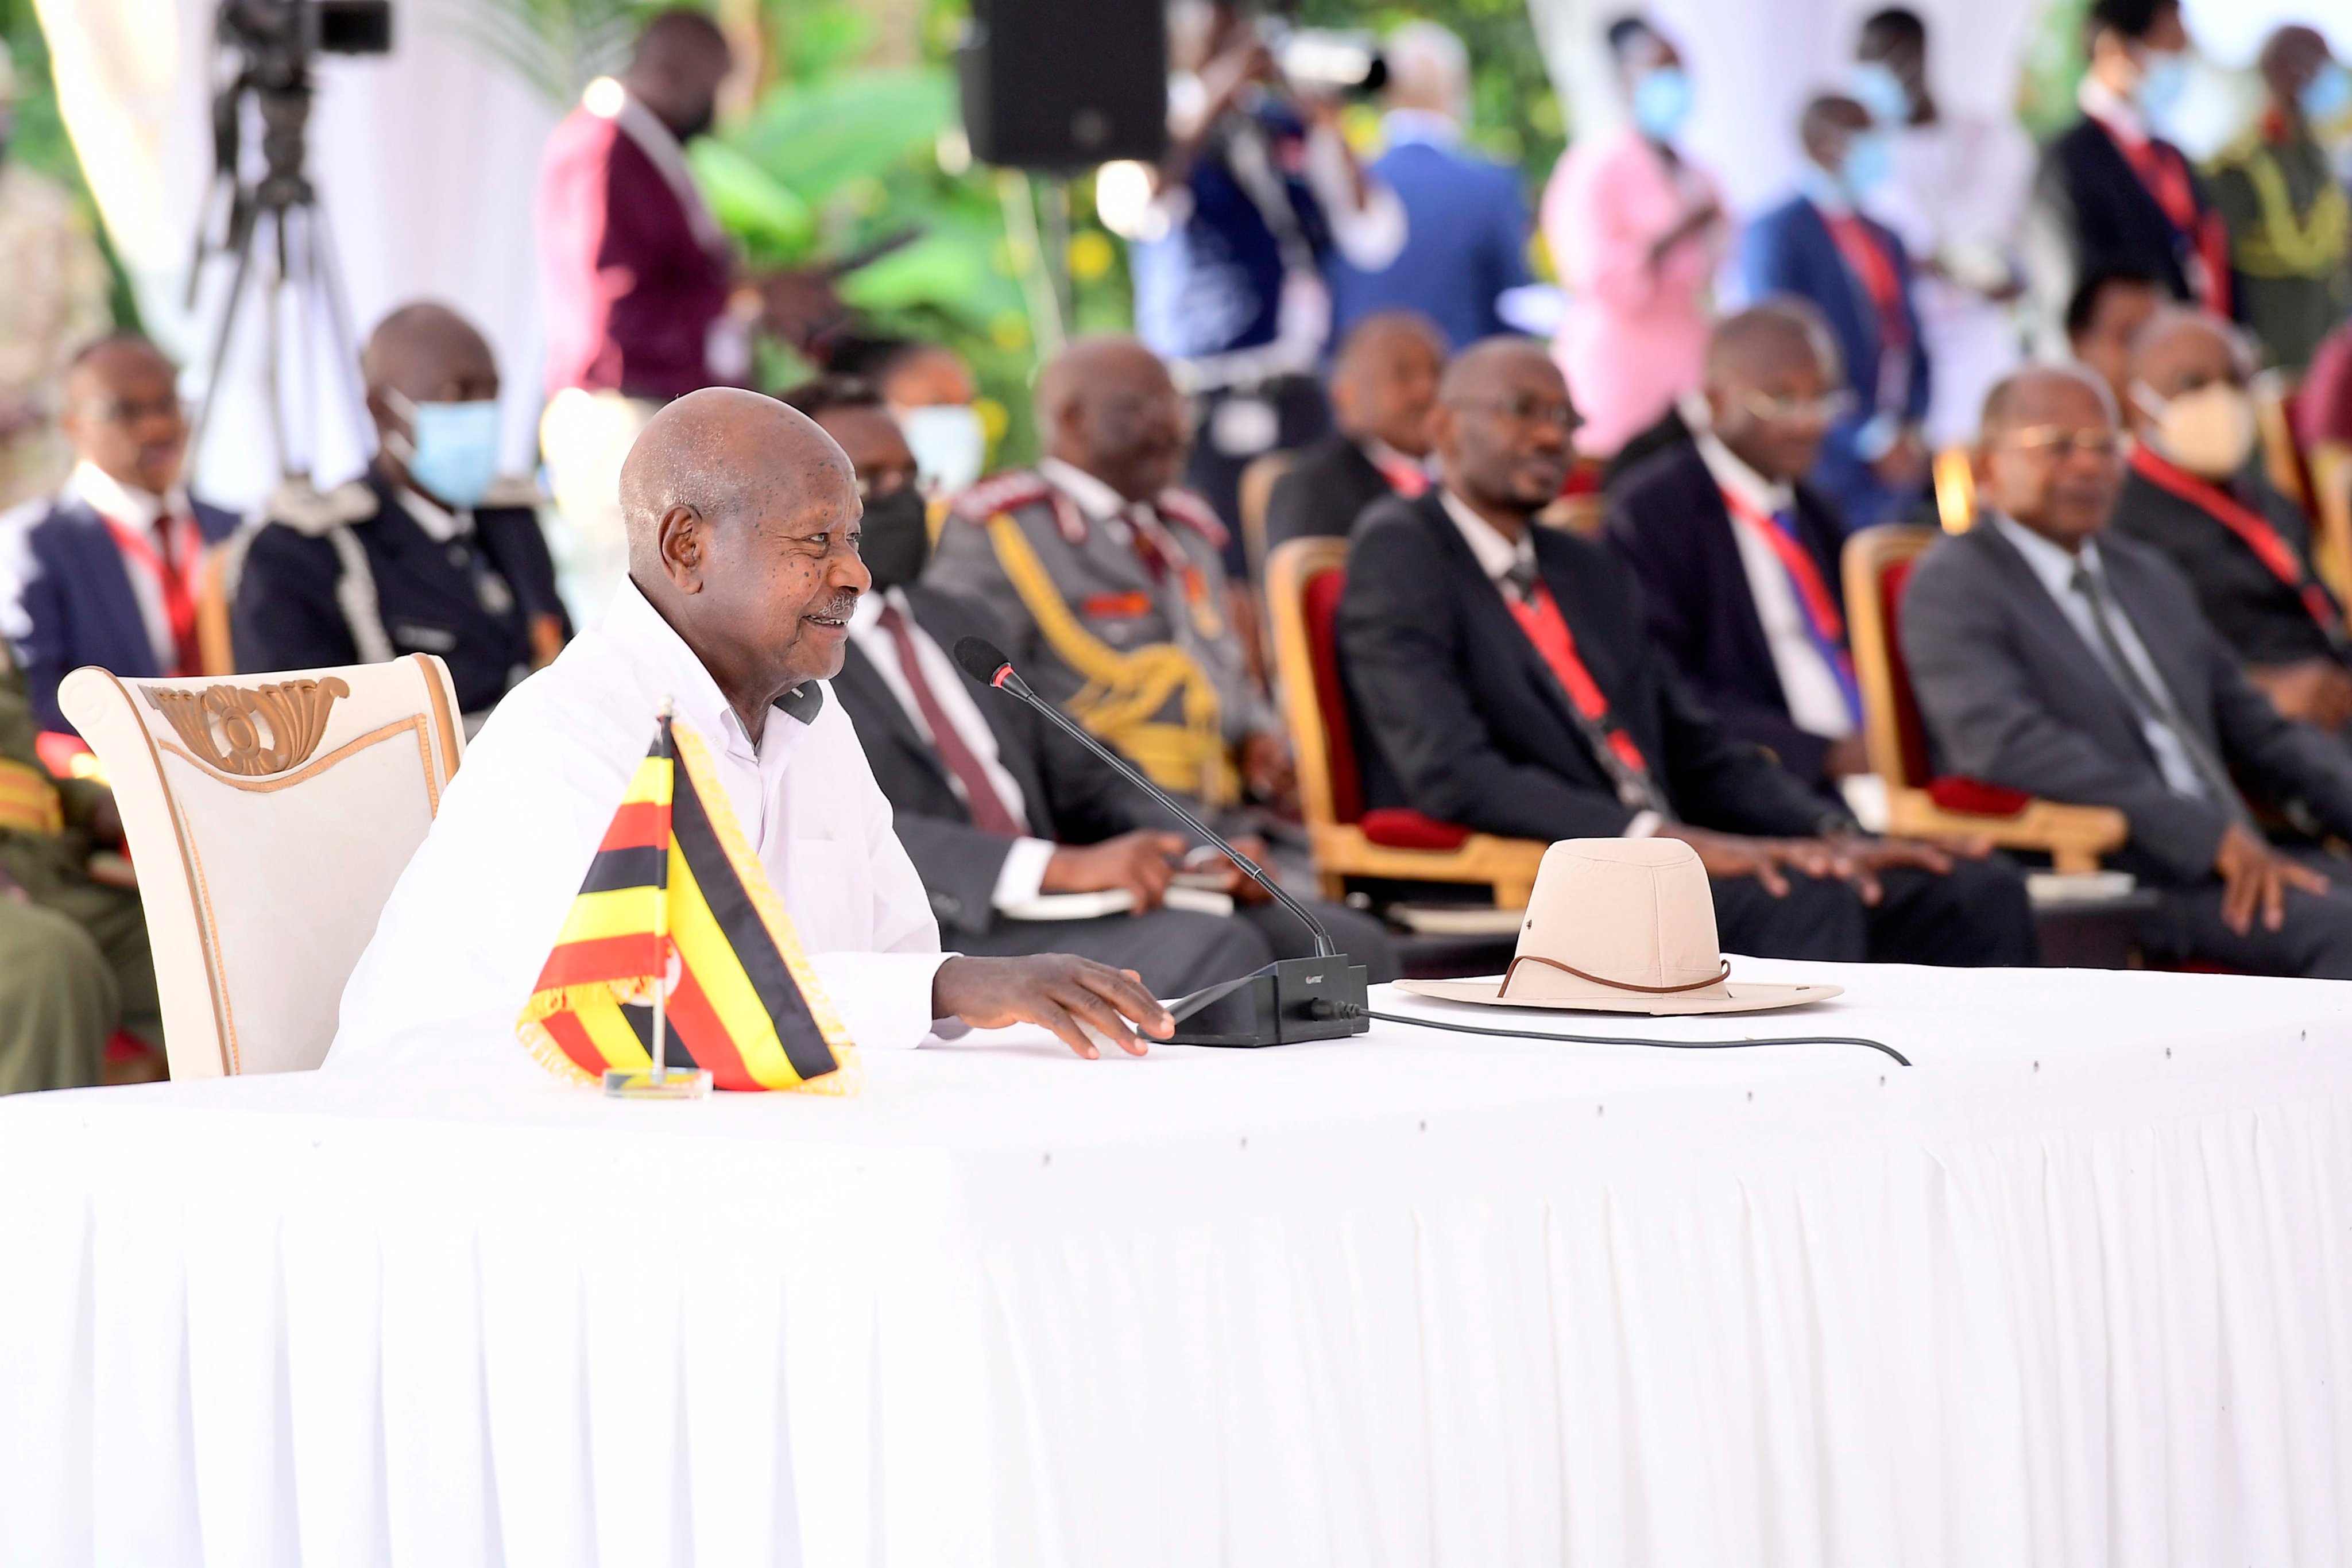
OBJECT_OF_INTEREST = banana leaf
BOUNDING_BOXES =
[724,70,954,200]
[688,141,819,265]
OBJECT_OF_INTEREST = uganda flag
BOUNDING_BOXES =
[516,711,859,1093]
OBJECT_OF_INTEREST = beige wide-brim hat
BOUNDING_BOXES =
[1396,838,1843,1015]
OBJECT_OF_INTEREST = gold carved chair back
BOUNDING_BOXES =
[59,654,465,1079]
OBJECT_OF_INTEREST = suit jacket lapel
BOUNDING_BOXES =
[910,585,1051,819]
[834,638,956,800]
[1971,522,2153,746]
[59,500,161,679]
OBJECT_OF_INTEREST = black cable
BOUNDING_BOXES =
[1360,1008,1912,1067]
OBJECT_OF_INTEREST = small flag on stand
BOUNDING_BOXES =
[516,706,858,1095]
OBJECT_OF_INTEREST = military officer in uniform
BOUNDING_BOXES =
[927,336,1293,812]
[0,639,157,1093]
[231,304,569,726]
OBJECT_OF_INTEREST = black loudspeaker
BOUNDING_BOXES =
[957,0,1168,169]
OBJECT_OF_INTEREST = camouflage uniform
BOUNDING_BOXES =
[0,644,157,1093]
[927,464,1276,806]
[0,164,113,510]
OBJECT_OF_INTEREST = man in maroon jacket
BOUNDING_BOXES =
[536,9,835,620]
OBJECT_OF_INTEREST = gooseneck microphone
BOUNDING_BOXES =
[953,636,1368,1047]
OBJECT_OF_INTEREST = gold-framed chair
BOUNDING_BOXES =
[1263,536,1548,907]
[1842,525,2127,872]
[1931,447,1976,534]
[59,654,465,1079]
[2253,370,2313,514]
[1237,450,1295,588]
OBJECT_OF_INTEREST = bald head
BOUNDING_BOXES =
[626,8,731,140]
[1432,336,1577,524]
[1038,336,1189,502]
[62,334,188,497]
[1975,365,2122,547]
[1332,311,1444,456]
[621,389,870,733]
[1703,301,1844,483]
[2128,308,2250,398]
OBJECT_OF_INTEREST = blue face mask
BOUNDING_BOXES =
[1847,61,1910,127]
[1842,131,1894,196]
[2136,50,2192,131]
[1631,66,1693,142]
[2304,63,2351,125]
[389,395,502,509]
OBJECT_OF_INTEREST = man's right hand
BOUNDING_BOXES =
[931,954,1175,1059]
[2213,822,2330,936]
[1654,826,1837,897]
[1038,830,1186,912]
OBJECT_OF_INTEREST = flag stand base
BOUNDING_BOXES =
[602,1067,713,1099]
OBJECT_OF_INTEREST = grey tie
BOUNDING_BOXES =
[2069,562,2249,822]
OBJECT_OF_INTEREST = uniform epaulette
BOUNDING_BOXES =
[479,474,547,510]
[951,469,1055,525]
[261,478,379,536]
[1154,487,1231,549]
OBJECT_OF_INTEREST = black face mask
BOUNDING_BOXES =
[857,486,931,593]
[672,100,717,142]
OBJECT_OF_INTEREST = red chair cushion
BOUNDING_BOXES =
[1359,809,1473,850]
[1925,776,2034,817]
[1300,563,1364,824]
[1875,555,1937,789]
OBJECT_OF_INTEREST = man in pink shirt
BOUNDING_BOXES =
[1543,17,1730,462]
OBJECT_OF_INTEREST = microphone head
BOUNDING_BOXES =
[953,636,1015,688]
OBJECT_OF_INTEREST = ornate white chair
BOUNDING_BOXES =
[59,654,463,1079]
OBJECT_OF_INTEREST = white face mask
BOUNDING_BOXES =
[2132,380,2257,479]
[894,404,988,497]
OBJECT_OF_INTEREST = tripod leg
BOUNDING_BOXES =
[261,209,289,478]
[304,198,374,463]
[184,207,265,489]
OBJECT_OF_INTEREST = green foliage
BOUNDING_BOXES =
[2,0,142,328]
[2017,0,2093,139]
[435,0,653,107]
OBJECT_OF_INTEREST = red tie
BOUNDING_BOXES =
[875,601,1027,836]
[1505,580,1652,778]
[1375,454,1429,498]
[1821,211,1909,346]
[2129,445,2342,637]
[102,511,203,675]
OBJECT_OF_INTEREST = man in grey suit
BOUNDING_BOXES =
[784,377,1398,996]
[1903,363,2352,976]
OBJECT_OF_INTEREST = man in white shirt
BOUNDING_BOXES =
[0,334,238,733]
[1903,365,2352,977]
[1851,7,2034,451]
[330,388,1174,1077]
[1608,303,1869,797]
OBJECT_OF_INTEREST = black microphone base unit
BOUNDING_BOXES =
[1166,956,1371,1048]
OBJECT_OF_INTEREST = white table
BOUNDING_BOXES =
[4,959,2351,1567]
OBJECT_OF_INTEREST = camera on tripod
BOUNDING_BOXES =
[215,0,392,65]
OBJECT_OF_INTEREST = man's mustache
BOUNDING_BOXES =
[810,589,861,621]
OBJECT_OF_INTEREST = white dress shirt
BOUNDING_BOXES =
[63,460,200,672]
[1438,487,1662,837]
[1693,432,1856,742]
[846,585,1058,908]
[330,576,954,1079]
[1988,512,2208,799]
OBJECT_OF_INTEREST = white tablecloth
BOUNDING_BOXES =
[4,959,2351,1567]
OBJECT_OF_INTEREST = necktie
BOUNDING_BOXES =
[1375,455,1430,498]
[2069,563,2249,822]
[1500,562,1665,814]
[1721,488,1863,727]
[103,511,202,675]
[875,601,1028,837]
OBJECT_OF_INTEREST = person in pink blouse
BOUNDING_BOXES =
[1543,17,1731,460]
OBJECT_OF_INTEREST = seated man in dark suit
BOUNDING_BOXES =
[1264,311,1444,552]
[0,334,239,733]
[232,303,569,726]
[787,378,1397,994]
[1608,301,1866,796]
[2109,308,2352,730]
[1337,335,2033,965]
[1904,365,2352,977]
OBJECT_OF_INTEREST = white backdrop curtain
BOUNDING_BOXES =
[32,0,559,510]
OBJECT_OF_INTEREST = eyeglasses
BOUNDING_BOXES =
[1997,427,2124,460]
[1737,389,1857,424]
[1445,394,1582,432]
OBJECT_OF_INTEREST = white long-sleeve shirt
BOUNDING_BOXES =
[328,577,953,1079]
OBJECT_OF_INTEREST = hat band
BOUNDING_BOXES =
[1500,954,1732,997]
